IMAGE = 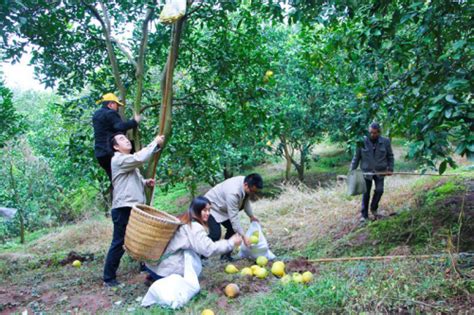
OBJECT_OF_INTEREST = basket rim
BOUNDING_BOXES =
[132,204,183,225]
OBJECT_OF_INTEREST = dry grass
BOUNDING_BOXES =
[26,216,112,255]
[249,175,423,253]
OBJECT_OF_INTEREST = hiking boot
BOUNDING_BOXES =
[103,279,121,288]
[371,211,383,220]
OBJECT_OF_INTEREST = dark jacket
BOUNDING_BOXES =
[92,106,138,158]
[350,136,394,177]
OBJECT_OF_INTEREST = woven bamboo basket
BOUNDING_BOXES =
[124,204,183,261]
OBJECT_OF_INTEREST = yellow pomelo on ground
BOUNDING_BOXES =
[224,283,240,298]
[271,262,285,277]
[302,271,313,283]
[249,235,259,245]
[255,267,268,279]
[265,70,274,77]
[72,260,81,268]
[241,267,253,277]
[251,265,261,276]
[201,310,214,315]
[266,140,272,147]
[256,256,268,267]
[292,272,303,283]
[225,264,239,274]
[280,275,292,285]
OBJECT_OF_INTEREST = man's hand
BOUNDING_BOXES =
[386,170,393,176]
[249,215,259,222]
[145,179,156,187]
[242,235,251,247]
[134,114,143,123]
[155,135,165,146]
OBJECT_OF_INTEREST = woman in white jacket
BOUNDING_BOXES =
[145,196,242,281]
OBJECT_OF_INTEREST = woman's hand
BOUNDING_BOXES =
[229,234,242,247]
[145,179,155,187]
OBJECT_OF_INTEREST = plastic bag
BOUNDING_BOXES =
[141,250,202,309]
[238,222,276,260]
[159,0,186,24]
[347,169,367,196]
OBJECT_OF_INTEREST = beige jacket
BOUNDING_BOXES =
[204,176,253,235]
[111,139,159,209]
[146,222,234,277]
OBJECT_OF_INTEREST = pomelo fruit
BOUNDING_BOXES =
[249,235,259,245]
[302,271,313,283]
[225,264,239,274]
[256,256,268,267]
[241,267,253,277]
[224,283,240,298]
[292,272,303,283]
[271,261,285,277]
[255,267,268,279]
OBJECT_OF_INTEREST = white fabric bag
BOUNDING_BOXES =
[159,0,186,24]
[141,250,202,309]
[238,222,276,260]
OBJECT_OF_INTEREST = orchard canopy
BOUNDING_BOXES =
[1,0,472,200]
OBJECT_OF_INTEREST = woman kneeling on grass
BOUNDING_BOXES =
[145,196,242,281]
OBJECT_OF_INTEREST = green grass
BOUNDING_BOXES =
[301,178,472,259]
[152,183,190,215]
[238,258,472,314]
[0,227,52,253]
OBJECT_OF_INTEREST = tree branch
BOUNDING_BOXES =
[82,0,127,109]
[174,86,219,101]
[98,0,111,34]
[110,37,137,68]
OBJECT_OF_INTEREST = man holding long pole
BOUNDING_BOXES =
[350,123,395,223]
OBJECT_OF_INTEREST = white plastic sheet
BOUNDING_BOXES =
[159,0,186,24]
[238,222,276,260]
[347,169,367,196]
[141,250,202,309]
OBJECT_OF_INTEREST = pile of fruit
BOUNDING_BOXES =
[223,256,314,298]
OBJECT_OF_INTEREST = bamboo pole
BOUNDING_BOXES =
[363,171,458,176]
[307,253,472,263]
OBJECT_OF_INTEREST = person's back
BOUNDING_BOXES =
[92,93,140,180]
[93,106,118,158]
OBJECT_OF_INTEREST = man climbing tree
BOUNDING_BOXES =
[92,93,142,180]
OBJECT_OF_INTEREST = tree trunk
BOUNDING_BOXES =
[145,17,186,204]
[280,135,292,181]
[8,156,24,244]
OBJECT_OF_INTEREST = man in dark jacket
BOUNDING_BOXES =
[350,123,394,222]
[92,93,141,180]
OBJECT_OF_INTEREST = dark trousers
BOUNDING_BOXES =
[97,155,112,181]
[208,214,235,259]
[208,214,236,241]
[103,207,131,282]
[144,265,164,282]
[361,176,385,218]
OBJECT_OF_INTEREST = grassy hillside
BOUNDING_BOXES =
[0,144,472,314]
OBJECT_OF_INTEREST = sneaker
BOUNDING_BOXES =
[220,254,235,262]
[103,279,120,287]
[359,216,368,224]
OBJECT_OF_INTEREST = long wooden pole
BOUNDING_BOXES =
[307,252,471,263]
[363,171,458,176]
